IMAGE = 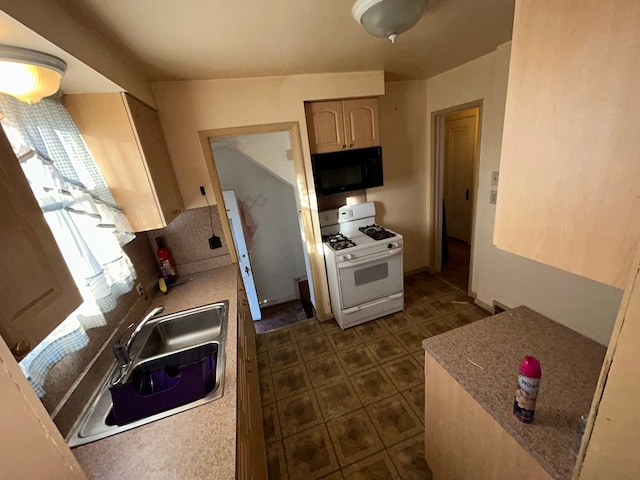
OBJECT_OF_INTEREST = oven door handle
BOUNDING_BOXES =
[337,248,401,269]
[343,292,404,314]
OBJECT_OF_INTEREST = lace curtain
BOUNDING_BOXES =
[0,93,137,397]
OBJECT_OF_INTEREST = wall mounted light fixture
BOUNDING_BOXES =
[0,45,67,104]
[352,0,428,43]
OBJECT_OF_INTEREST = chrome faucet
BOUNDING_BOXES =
[112,305,165,384]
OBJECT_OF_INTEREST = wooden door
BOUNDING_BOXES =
[342,98,380,150]
[443,108,478,243]
[305,101,345,154]
[0,126,82,357]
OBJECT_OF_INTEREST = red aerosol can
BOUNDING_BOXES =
[513,356,541,423]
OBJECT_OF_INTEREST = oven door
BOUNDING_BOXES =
[337,248,403,309]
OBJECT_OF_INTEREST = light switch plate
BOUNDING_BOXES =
[490,190,498,205]
[491,171,499,186]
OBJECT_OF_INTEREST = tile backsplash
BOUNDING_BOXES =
[148,205,232,275]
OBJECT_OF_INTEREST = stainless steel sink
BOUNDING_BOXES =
[67,301,228,447]
[138,306,224,359]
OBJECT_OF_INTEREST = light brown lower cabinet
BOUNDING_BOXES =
[424,354,552,480]
[237,281,267,480]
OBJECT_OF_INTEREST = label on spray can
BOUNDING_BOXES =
[513,356,541,423]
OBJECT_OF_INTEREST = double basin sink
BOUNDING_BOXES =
[68,301,228,447]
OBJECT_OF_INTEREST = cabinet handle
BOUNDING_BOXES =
[173,207,183,215]
[347,143,353,148]
[246,356,251,363]
[341,144,347,149]
[246,366,252,373]
[10,340,31,358]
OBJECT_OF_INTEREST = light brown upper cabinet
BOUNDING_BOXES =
[64,93,184,232]
[494,0,640,289]
[0,126,82,358]
[305,97,380,154]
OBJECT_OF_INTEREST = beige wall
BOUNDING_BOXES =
[426,43,623,345]
[151,71,385,318]
[369,80,430,274]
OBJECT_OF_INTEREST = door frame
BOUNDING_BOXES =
[198,122,324,315]
[430,100,483,294]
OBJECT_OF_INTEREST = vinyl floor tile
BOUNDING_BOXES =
[298,334,335,362]
[402,384,426,425]
[328,329,364,352]
[269,343,303,372]
[426,291,474,316]
[266,441,289,480]
[381,311,417,332]
[350,367,399,406]
[272,365,312,400]
[335,344,378,375]
[393,326,431,353]
[388,434,433,480]
[284,425,340,479]
[278,390,324,437]
[342,450,400,480]
[306,355,347,388]
[366,336,408,364]
[326,409,384,467]
[381,355,424,391]
[262,402,282,444]
[315,379,363,421]
[366,394,423,447]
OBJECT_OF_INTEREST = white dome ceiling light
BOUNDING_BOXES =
[352,0,428,43]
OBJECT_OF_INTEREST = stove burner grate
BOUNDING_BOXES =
[359,224,396,241]
[323,233,357,251]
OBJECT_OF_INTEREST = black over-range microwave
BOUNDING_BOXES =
[311,146,383,196]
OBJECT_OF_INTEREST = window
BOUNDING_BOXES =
[0,93,136,398]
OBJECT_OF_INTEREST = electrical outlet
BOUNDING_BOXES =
[491,171,499,186]
[135,283,144,296]
[489,190,498,205]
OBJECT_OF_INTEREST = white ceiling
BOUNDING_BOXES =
[51,0,515,83]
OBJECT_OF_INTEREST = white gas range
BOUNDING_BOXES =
[320,202,404,329]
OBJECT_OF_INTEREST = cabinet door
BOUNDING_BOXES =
[342,98,380,150]
[305,101,346,154]
[123,94,184,226]
[0,126,82,357]
[0,336,86,478]
[63,93,184,232]
[494,0,640,288]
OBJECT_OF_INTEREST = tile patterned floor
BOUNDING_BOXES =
[258,271,489,480]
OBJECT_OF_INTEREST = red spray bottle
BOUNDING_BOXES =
[156,237,176,285]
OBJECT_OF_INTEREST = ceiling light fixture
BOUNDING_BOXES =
[352,0,428,43]
[0,45,67,104]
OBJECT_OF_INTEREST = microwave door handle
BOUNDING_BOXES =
[337,249,401,269]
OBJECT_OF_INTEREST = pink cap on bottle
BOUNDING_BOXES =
[519,356,541,378]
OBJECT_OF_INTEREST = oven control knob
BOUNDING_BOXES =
[388,243,394,249]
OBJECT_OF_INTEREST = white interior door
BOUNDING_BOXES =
[223,190,261,320]
[444,108,478,243]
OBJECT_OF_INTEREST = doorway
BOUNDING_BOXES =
[433,104,481,292]
[206,126,316,329]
